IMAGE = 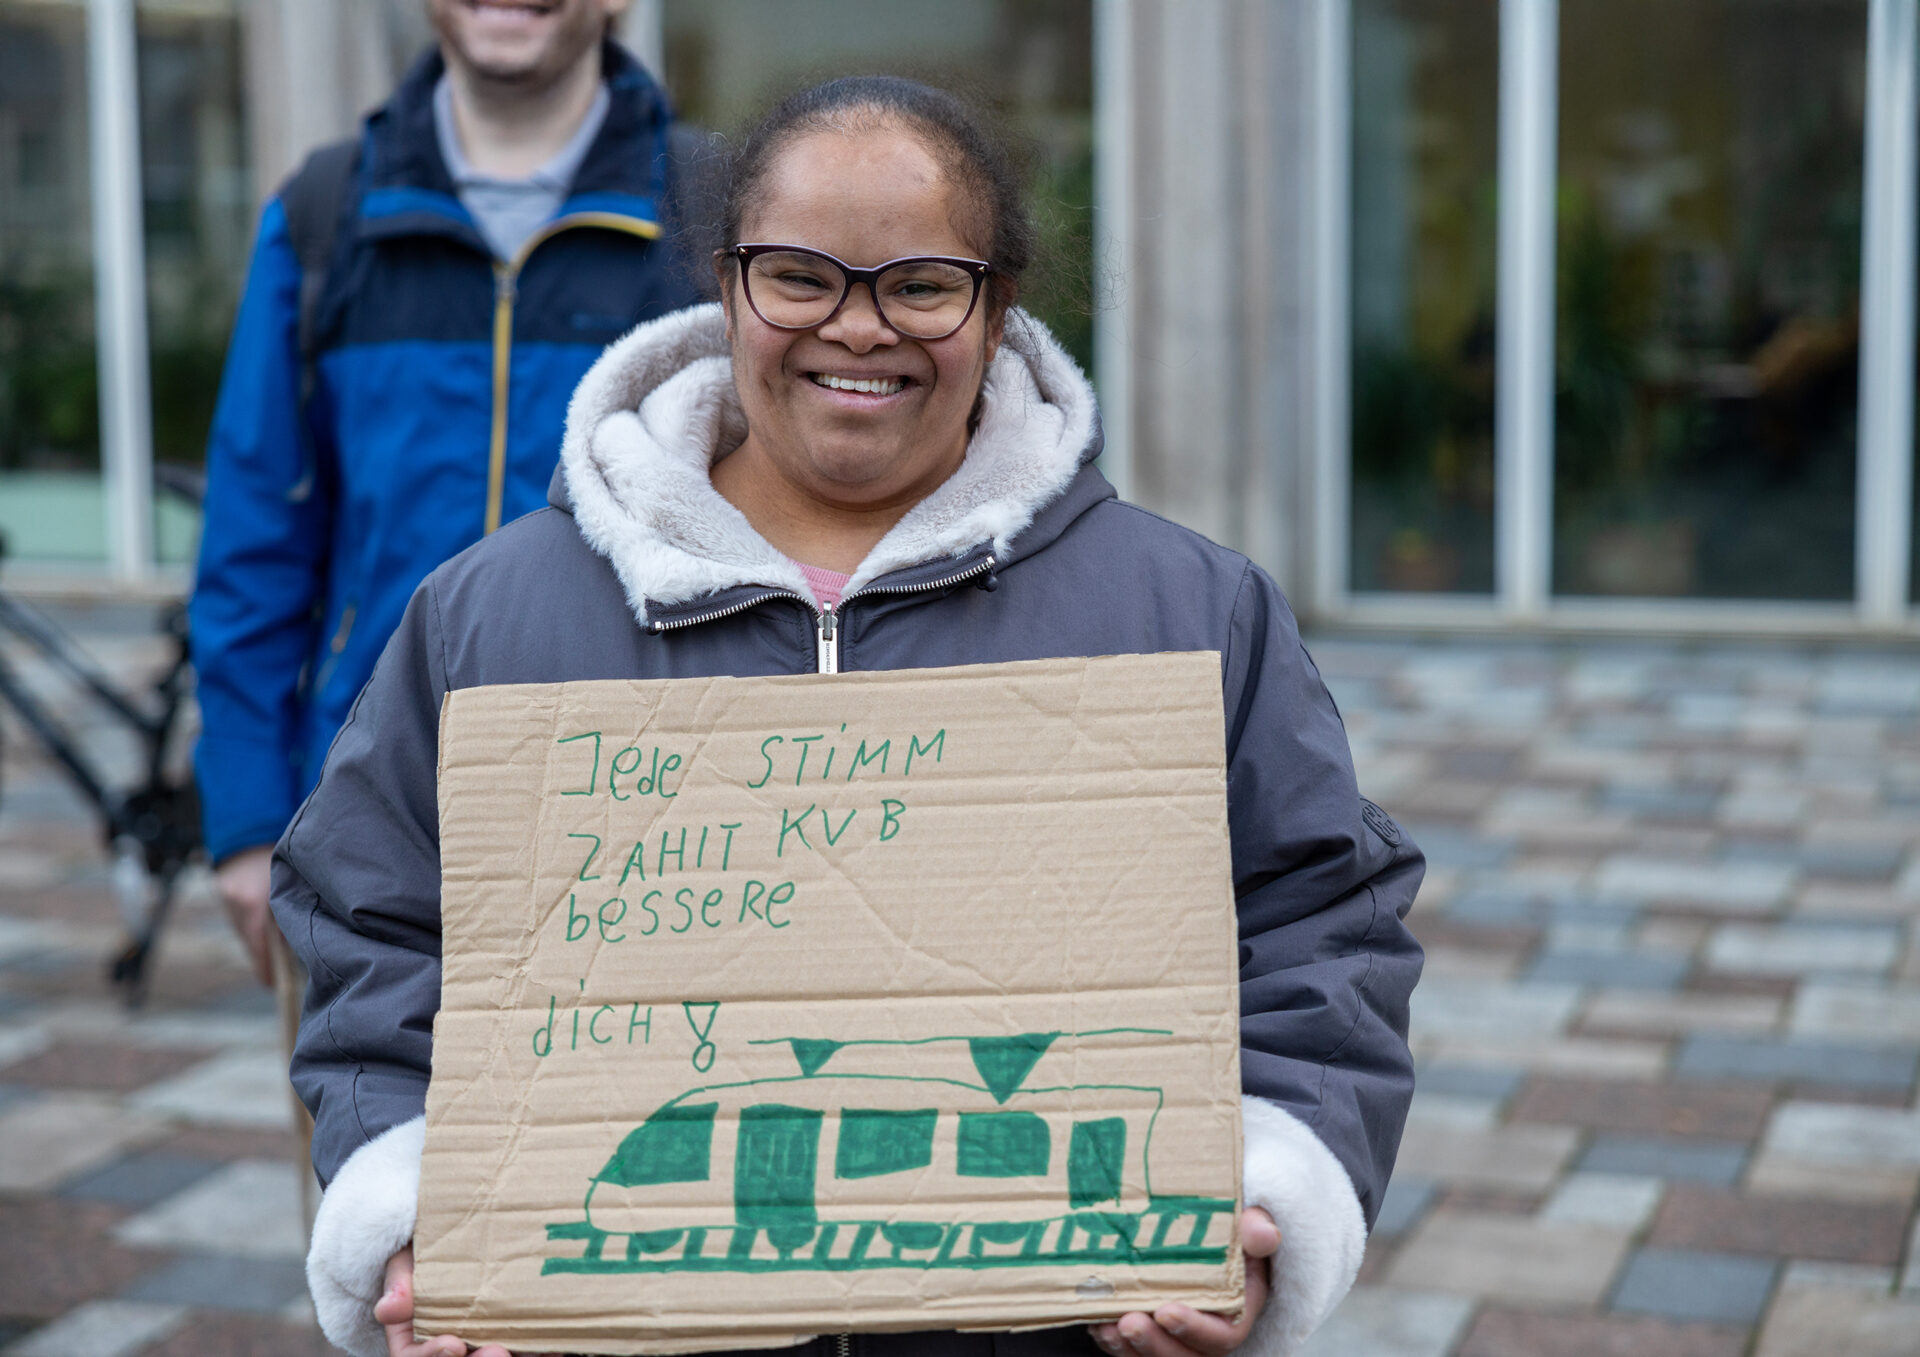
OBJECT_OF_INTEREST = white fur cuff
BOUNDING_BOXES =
[1237,1095,1367,1357]
[307,1116,425,1357]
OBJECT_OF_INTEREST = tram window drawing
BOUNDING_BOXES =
[417,657,1245,1350]
[1069,1119,1127,1208]
[956,1112,1051,1178]
[548,1031,1234,1276]
[598,1103,718,1187]
[833,1109,937,1180]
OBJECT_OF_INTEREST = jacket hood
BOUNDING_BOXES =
[557,303,1102,623]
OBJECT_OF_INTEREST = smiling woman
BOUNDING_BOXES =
[709,112,1011,573]
[281,73,1424,1357]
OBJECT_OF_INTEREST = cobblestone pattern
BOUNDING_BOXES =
[3,613,1918,1355]
[0,604,329,1354]
[1300,637,1920,1357]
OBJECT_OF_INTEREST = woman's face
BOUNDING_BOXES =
[722,125,1003,512]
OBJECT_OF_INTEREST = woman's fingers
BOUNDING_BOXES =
[374,1246,414,1329]
[375,1245,472,1357]
[1241,1206,1281,1259]
[379,1246,431,1357]
[1150,1303,1245,1355]
[1086,1207,1282,1356]
[1095,1303,1250,1357]
[1114,1310,1201,1357]
[1089,1311,1213,1357]
[387,1324,463,1357]
[1237,1213,1275,1325]
[1171,1207,1276,1353]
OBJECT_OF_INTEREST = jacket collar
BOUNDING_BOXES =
[554,304,1108,626]
[354,39,672,246]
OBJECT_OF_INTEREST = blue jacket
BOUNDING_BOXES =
[276,307,1423,1357]
[190,43,699,862]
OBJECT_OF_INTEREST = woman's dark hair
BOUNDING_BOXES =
[701,75,1036,320]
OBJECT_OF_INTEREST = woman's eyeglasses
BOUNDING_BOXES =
[721,244,992,341]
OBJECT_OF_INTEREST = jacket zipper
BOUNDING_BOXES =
[660,563,997,1357]
[649,590,843,676]
[816,608,838,674]
[847,553,997,602]
[648,555,998,673]
[649,590,810,634]
[485,211,662,535]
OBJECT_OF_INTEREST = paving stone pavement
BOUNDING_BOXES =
[3,610,1918,1354]
[0,602,329,1355]
[1299,635,1920,1357]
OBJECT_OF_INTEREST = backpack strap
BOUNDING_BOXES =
[279,138,360,409]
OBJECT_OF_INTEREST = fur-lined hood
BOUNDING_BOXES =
[555,303,1100,624]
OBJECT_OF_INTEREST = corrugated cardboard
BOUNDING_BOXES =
[416,653,1244,1353]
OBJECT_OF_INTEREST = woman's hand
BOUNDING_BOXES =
[374,1246,556,1357]
[1087,1208,1280,1356]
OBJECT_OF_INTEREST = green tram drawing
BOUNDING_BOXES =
[543,1030,1237,1275]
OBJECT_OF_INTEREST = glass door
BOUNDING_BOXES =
[0,0,102,564]
[1348,0,1500,595]
[1339,0,1911,625]
[1553,0,1867,601]
[138,0,250,567]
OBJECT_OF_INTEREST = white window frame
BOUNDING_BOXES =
[1310,0,1920,634]
[1093,0,1136,502]
[1307,0,1352,620]
[87,0,155,585]
[1859,0,1918,627]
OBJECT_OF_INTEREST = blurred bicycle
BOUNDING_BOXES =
[0,465,203,1005]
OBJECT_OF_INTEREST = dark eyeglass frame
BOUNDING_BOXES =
[719,243,994,340]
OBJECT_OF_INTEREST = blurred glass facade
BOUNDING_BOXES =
[1348,0,1498,595]
[0,1,97,562]
[1554,0,1865,600]
[1345,0,1913,623]
[1913,281,1920,604]
[138,1,250,565]
[3,0,1915,633]
[0,0,246,567]
[0,0,1091,578]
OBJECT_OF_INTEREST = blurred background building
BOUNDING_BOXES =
[2,0,1917,639]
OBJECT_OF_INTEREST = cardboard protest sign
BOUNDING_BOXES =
[416,653,1244,1354]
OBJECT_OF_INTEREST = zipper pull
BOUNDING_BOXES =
[816,608,839,674]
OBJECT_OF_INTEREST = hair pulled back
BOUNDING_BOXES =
[710,75,1035,320]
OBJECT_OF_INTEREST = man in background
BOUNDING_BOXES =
[191,0,699,977]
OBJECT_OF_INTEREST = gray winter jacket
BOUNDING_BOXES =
[274,304,1423,1357]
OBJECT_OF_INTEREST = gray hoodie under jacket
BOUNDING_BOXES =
[273,304,1425,1357]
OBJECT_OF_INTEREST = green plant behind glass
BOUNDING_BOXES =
[0,272,100,473]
